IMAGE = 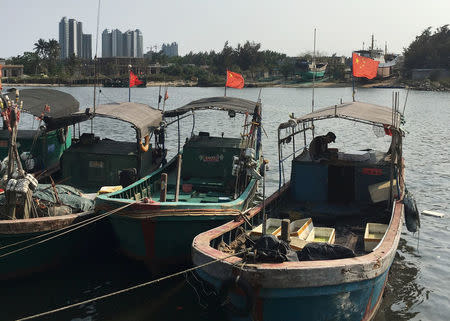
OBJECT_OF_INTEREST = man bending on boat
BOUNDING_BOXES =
[309,132,336,161]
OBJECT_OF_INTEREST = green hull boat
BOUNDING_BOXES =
[96,97,263,270]
[0,89,79,179]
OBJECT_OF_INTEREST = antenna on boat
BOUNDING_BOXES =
[92,0,101,133]
[157,85,162,110]
[311,28,316,137]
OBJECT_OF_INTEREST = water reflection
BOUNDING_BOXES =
[374,238,425,321]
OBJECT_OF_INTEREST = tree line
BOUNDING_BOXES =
[4,25,449,83]
[403,25,449,70]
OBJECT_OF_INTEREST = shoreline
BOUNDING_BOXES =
[2,79,448,91]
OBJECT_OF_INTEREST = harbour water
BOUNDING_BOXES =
[1,86,449,321]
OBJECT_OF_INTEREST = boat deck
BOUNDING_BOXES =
[268,198,390,255]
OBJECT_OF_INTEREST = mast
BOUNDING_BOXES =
[311,28,316,137]
[92,0,101,133]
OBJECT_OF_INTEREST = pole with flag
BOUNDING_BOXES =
[225,70,244,96]
[162,87,169,113]
[351,52,380,101]
[129,69,143,102]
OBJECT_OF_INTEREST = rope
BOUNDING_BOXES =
[0,202,135,258]
[16,249,249,321]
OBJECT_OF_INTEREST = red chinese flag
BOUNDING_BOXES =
[164,90,169,101]
[352,53,379,79]
[129,71,143,88]
[226,70,244,89]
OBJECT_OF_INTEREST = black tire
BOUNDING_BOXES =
[218,275,254,317]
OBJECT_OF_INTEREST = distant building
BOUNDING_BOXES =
[59,17,92,59]
[68,19,78,57]
[58,17,69,59]
[162,42,178,57]
[82,34,92,59]
[101,29,143,58]
[102,29,112,58]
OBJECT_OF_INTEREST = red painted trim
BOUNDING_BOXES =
[142,220,156,261]
[361,168,383,175]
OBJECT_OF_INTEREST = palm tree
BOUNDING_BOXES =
[34,38,48,60]
[47,39,60,75]
[47,39,60,61]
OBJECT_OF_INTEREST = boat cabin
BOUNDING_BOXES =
[45,102,165,191]
[269,100,404,254]
[0,89,78,178]
[106,96,262,204]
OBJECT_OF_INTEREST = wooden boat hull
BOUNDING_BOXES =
[0,211,100,280]
[97,179,258,269]
[196,265,389,321]
[192,184,404,321]
[301,70,326,79]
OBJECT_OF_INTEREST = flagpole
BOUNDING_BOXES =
[162,87,167,113]
[157,85,161,110]
[128,65,132,102]
[311,28,316,138]
[224,70,227,96]
[352,52,355,102]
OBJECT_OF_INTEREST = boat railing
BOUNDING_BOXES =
[209,189,285,250]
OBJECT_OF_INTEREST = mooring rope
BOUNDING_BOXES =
[0,202,136,258]
[16,249,249,321]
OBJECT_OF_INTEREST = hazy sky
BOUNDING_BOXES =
[1,0,449,58]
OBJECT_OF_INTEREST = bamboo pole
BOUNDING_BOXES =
[174,154,182,202]
[160,173,167,202]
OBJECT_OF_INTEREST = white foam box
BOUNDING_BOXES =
[364,223,388,252]
[250,218,282,238]
[290,237,309,251]
[306,227,336,244]
[274,218,313,239]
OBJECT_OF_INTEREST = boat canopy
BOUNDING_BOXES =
[164,96,259,118]
[3,88,79,118]
[279,101,401,129]
[83,102,162,138]
[44,102,162,138]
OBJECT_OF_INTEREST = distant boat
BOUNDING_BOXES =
[0,89,79,180]
[192,100,407,321]
[95,97,263,270]
[103,77,147,88]
[301,62,328,80]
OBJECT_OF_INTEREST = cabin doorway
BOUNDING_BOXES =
[328,165,355,203]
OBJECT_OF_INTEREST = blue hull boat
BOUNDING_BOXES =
[192,100,407,321]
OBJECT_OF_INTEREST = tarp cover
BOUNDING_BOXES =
[253,234,299,263]
[75,102,163,138]
[3,89,79,118]
[280,101,400,129]
[298,242,356,261]
[0,184,94,214]
[164,96,259,117]
[33,184,94,212]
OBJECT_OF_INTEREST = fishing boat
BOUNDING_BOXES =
[0,88,78,180]
[301,62,328,80]
[95,96,263,269]
[192,99,411,321]
[0,92,98,280]
[46,102,165,191]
